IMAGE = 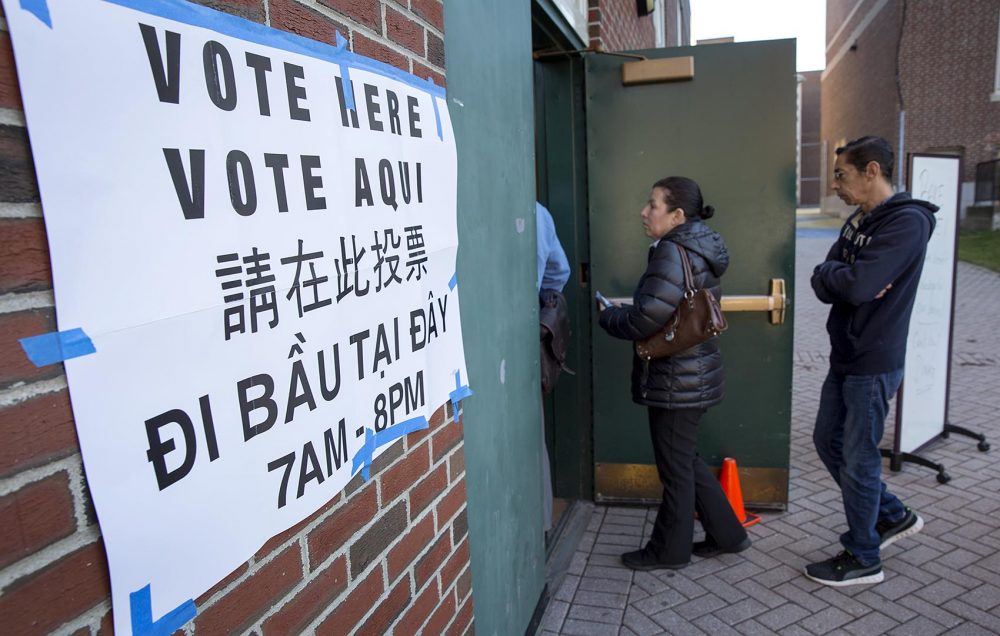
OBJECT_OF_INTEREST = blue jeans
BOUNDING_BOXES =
[813,369,906,565]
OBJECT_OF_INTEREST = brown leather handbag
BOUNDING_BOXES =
[635,244,728,361]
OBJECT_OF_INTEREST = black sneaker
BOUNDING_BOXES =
[621,548,688,571]
[876,507,924,550]
[804,551,883,586]
[692,536,752,558]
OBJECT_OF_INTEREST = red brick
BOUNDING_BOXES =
[194,545,303,635]
[97,609,113,636]
[409,402,446,447]
[411,0,444,32]
[412,61,446,88]
[196,561,249,605]
[256,492,339,560]
[446,595,475,636]
[456,566,472,603]
[414,529,451,589]
[396,576,440,633]
[269,0,350,48]
[0,32,23,110]
[385,6,425,56]
[438,538,469,594]
[307,484,377,568]
[261,556,347,635]
[315,563,384,636]
[0,472,76,569]
[0,389,79,478]
[365,575,411,633]
[0,309,60,388]
[319,0,381,32]
[410,463,447,519]
[436,480,467,530]
[0,125,40,203]
[426,31,444,67]
[0,541,110,636]
[425,586,458,635]
[0,218,51,293]
[352,33,408,72]
[431,420,462,463]
[348,500,407,578]
[189,0,265,22]
[387,512,435,580]
[379,443,429,505]
[429,403,446,427]
[448,446,465,482]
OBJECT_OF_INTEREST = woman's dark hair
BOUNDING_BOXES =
[652,176,715,220]
[835,136,894,182]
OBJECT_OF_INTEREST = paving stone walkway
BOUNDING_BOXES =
[540,225,1000,635]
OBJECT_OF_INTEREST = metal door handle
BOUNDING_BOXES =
[604,278,788,325]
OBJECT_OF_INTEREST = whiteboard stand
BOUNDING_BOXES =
[941,423,990,452]
[881,154,990,483]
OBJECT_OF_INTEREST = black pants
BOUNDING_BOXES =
[646,406,747,564]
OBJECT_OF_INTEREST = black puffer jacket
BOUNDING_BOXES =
[599,220,729,409]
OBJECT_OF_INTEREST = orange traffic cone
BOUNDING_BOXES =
[720,457,760,528]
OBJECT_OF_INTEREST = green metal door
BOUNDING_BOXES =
[587,41,797,507]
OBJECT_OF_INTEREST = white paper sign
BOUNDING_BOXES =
[899,155,959,453]
[3,1,469,634]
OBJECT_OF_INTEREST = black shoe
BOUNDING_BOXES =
[804,551,883,586]
[876,507,924,550]
[692,536,752,558]
[621,548,688,571]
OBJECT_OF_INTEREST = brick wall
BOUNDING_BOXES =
[820,0,903,214]
[0,1,473,634]
[821,0,1000,213]
[587,0,659,52]
[899,0,1000,183]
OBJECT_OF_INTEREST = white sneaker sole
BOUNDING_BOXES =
[880,514,925,550]
[803,569,885,587]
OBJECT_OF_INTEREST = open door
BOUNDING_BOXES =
[585,41,797,508]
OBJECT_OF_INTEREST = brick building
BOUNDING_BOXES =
[587,0,689,51]
[820,0,1000,218]
[0,0,688,634]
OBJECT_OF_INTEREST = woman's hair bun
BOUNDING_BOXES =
[701,204,715,219]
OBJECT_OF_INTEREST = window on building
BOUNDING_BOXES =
[654,0,665,47]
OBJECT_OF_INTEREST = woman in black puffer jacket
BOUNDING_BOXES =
[599,176,750,570]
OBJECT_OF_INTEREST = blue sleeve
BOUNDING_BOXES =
[813,212,931,306]
[536,203,571,292]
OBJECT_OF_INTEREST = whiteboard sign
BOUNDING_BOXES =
[3,1,469,634]
[897,155,960,453]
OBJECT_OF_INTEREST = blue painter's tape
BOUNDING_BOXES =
[449,371,473,423]
[102,0,446,100]
[351,416,429,481]
[334,31,356,111]
[130,584,196,636]
[19,328,96,367]
[19,0,52,27]
[351,427,376,481]
[425,77,443,140]
[448,272,458,290]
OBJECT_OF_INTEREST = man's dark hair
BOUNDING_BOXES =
[835,136,894,182]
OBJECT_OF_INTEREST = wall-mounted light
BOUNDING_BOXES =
[637,0,655,16]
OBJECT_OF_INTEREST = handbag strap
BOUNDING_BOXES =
[675,243,695,294]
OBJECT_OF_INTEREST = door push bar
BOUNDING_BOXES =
[606,278,788,325]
